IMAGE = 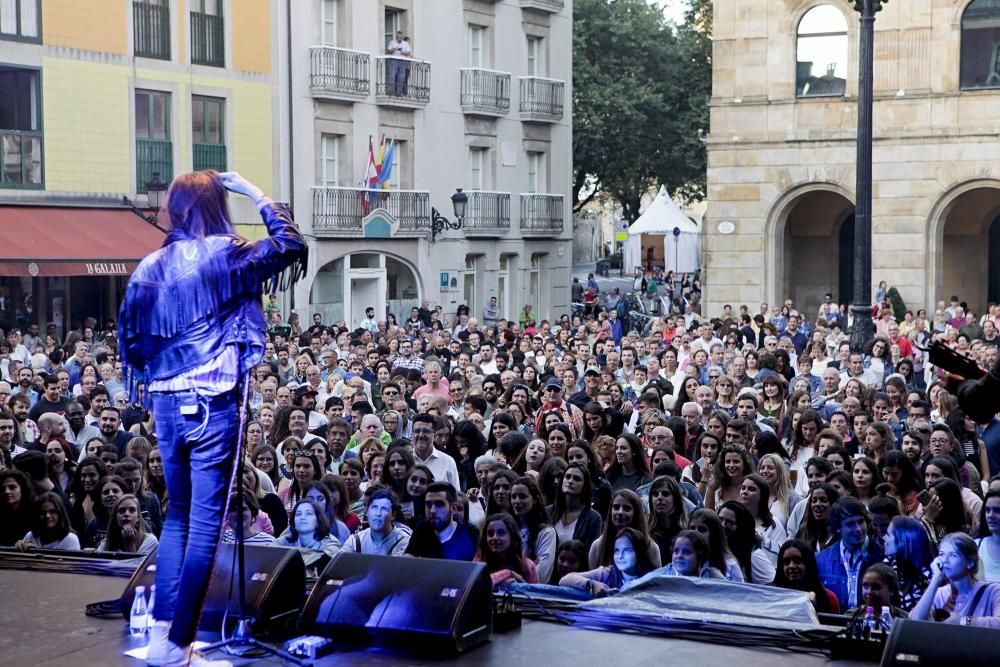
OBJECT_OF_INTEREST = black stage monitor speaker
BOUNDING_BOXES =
[120,544,306,635]
[881,619,1000,667]
[300,552,492,654]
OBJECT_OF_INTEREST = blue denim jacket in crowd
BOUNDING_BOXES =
[117,202,306,403]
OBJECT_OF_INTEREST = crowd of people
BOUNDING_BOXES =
[2,285,1000,630]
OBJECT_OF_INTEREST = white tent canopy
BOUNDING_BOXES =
[623,187,701,274]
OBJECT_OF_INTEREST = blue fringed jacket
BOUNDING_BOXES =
[117,201,307,402]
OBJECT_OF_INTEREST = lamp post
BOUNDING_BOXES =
[849,0,885,353]
[123,171,169,228]
[430,188,469,241]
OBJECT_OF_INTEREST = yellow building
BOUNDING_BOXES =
[0,0,279,333]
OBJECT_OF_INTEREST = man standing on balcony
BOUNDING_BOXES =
[386,31,408,96]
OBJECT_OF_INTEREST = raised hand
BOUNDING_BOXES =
[217,172,264,201]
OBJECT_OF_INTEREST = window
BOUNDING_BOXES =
[191,95,225,172]
[0,0,39,41]
[469,25,484,68]
[321,133,341,186]
[0,66,42,187]
[191,0,224,67]
[526,36,542,76]
[135,89,172,192]
[322,0,337,46]
[467,147,486,190]
[961,0,1000,89]
[527,151,544,193]
[384,8,403,51]
[134,0,171,60]
[795,5,847,98]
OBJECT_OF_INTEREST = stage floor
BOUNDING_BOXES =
[0,569,867,667]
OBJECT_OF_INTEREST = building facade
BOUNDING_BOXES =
[705,0,1000,319]
[0,0,281,333]
[285,0,573,329]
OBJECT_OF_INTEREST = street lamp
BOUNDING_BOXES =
[849,0,886,353]
[146,171,168,210]
[430,188,468,241]
[122,171,169,228]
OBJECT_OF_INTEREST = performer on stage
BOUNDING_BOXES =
[118,171,306,667]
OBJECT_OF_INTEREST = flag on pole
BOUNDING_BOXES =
[367,135,386,210]
[376,139,395,191]
[362,136,377,214]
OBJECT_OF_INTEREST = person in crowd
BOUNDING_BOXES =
[910,532,1000,627]
[647,529,727,580]
[589,489,661,569]
[223,492,277,546]
[548,463,603,548]
[98,493,158,554]
[647,476,688,560]
[15,491,80,551]
[689,508,744,582]
[883,515,935,611]
[977,489,1000,583]
[560,527,658,595]
[718,500,776,584]
[738,473,787,564]
[773,538,840,614]
[405,481,479,561]
[817,497,885,611]
[550,539,590,585]
[510,477,557,582]
[706,444,754,511]
[321,474,361,536]
[476,512,539,589]
[566,440,613,519]
[276,498,341,557]
[400,464,432,527]
[344,486,411,555]
[844,564,910,621]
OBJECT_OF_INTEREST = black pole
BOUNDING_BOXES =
[849,0,884,353]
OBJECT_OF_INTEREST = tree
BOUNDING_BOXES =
[573,0,712,221]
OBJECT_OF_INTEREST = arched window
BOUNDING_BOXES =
[961,0,1000,89]
[796,5,848,98]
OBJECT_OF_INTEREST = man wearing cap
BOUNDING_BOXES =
[569,368,602,410]
[534,377,584,438]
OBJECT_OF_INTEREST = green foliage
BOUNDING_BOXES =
[886,287,906,321]
[573,0,712,221]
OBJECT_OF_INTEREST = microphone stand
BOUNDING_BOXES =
[200,373,312,666]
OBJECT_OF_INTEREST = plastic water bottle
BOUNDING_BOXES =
[879,606,893,632]
[145,585,156,630]
[130,585,149,638]
[862,606,877,637]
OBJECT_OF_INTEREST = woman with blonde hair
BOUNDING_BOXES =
[757,452,799,526]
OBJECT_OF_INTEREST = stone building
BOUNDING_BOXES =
[705,0,1000,320]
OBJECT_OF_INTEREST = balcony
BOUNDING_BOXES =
[191,11,224,67]
[193,143,226,172]
[375,56,431,107]
[133,1,171,60]
[460,68,511,117]
[520,0,564,13]
[310,46,370,101]
[136,138,173,193]
[312,186,430,237]
[462,191,511,237]
[520,193,564,236]
[519,76,565,123]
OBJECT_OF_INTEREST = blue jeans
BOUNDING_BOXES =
[151,389,239,646]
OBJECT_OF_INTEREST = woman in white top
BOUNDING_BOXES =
[738,474,786,565]
[98,494,158,554]
[977,490,1000,583]
[16,492,81,551]
[757,453,799,528]
[510,477,558,583]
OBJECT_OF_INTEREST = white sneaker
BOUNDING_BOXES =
[159,641,233,667]
[146,620,171,666]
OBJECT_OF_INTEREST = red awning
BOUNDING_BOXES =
[0,206,167,277]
